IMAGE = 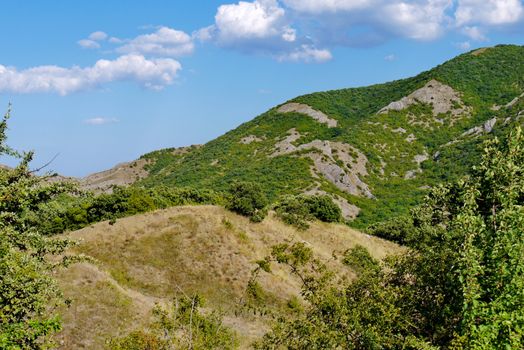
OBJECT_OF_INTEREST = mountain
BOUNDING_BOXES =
[101,45,522,228]
[55,205,400,349]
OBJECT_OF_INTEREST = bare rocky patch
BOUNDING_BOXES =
[379,79,469,117]
[240,135,265,144]
[278,102,338,128]
[505,92,524,108]
[461,117,497,137]
[404,151,429,180]
[272,129,373,198]
[406,133,417,143]
[80,158,150,193]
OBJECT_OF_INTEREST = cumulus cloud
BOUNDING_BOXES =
[455,0,523,26]
[283,0,375,13]
[381,0,452,41]
[213,0,289,42]
[88,31,108,41]
[278,45,333,62]
[198,0,331,62]
[83,117,119,125]
[78,31,109,49]
[0,54,182,95]
[461,26,488,41]
[199,0,520,59]
[117,27,194,57]
[78,39,101,49]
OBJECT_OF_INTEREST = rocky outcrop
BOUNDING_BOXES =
[272,129,373,198]
[379,79,468,117]
[404,151,429,180]
[278,103,338,128]
[80,159,149,193]
[461,117,497,137]
[240,135,264,144]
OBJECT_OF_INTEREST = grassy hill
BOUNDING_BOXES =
[54,206,400,349]
[136,45,524,228]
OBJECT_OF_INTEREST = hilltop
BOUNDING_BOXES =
[54,205,400,349]
[126,45,524,227]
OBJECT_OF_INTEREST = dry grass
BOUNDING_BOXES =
[56,205,401,349]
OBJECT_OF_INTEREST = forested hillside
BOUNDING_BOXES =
[138,45,524,227]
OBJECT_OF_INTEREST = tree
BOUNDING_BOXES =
[255,127,524,349]
[226,181,268,222]
[0,106,77,349]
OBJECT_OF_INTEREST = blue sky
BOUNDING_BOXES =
[0,0,522,176]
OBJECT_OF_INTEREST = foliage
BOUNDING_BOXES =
[303,195,341,223]
[137,45,524,227]
[342,245,380,275]
[0,107,77,349]
[225,181,268,222]
[366,215,417,245]
[108,295,238,350]
[254,127,524,349]
[274,194,341,230]
[274,195,312,230]
[29,185,222,235]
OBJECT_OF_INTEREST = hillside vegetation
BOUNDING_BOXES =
[54,206,400,349]
[2,45,524,350]
[138,45,524,227]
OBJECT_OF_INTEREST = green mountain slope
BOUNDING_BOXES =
[138,45,524,228]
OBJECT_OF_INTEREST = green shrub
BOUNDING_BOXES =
[366,215,417,245]
[274,194,341,229]
[342,245,380,275]
[304,195,341,223]
[31,186,223,235]
[107,330,167,350]
[274,195,312,230]
[226,182,268,221]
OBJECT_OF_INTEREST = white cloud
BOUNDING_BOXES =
[461,26,488,41]
[88,31,108,41]
[382,0,452,40]
[283,0,375,13]
[455,0,524,26]
[78,31,109,49]
[0,54,182,95]
[83,117,119,125]
[213,0,288,42]
[282,26,297,42]
[192,0,523,63]
[278,45,333,63]
[117,27,194,57]
[78,39,101,49]
[198,0,331,62]
[109,37,123,44]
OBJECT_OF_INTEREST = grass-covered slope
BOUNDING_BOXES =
[138,45,524,227]
[55,205,400,349]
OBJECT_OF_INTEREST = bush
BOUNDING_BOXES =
[226,182,268,221]
[31,186,223,235]
[274,195,312,230]
[366,215,417,245]
[304,195,341,223]
[342,245,380,275]
[274,194,341,229]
